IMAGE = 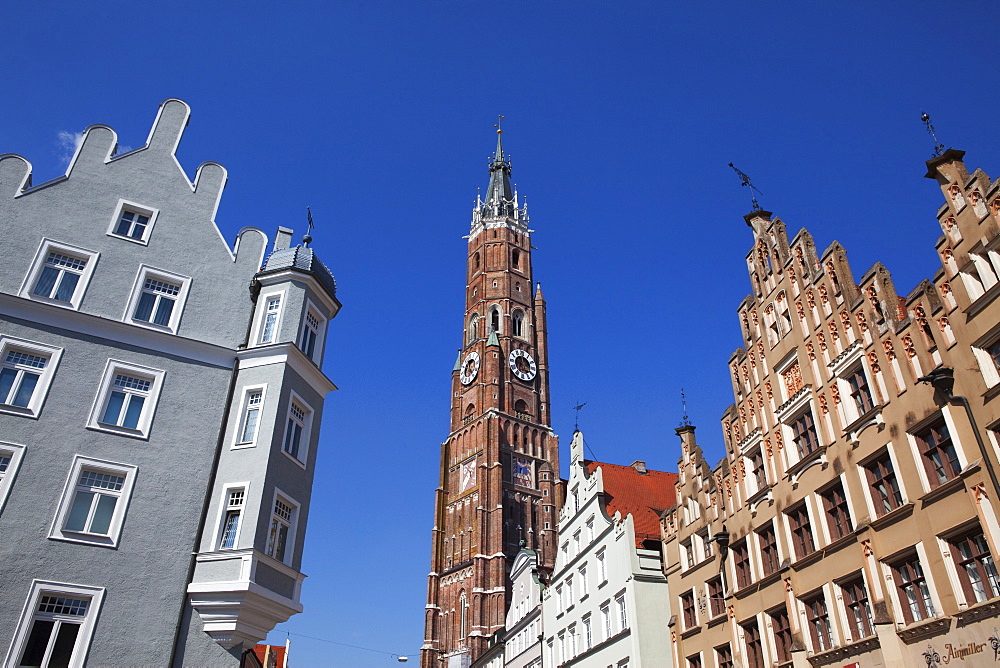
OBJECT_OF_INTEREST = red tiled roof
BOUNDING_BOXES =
[585,460,677,549]
[252,644,287,668]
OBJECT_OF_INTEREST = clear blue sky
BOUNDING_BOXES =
[4,1,1000,664]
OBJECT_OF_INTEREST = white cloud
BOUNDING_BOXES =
[56,130,84,168]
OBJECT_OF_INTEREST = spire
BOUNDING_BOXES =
[485,116,514,212]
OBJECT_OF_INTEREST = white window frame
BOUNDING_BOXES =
[0,441,27,513]
[4,580,105,668]
[265,487,300,566]
[87,360,165,439]
[49,455,137,548]
[232,384,268,449]
[123,264,191,334]
[281,391,313,467]
[597,547,608,584]
[616,591,628,630]
[212,482,251,551]
[252,289,286,346]
[298,299,327,364]
[0,336,63,419]
[858,445,909,520]
[106,198,159,245]
[20,239,99,311]
[971,325,1000,389]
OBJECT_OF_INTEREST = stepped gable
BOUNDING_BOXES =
[585,460,677,547]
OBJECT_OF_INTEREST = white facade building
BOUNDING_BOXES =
[541,431,677,668]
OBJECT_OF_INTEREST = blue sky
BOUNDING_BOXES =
[4,1,1000,664]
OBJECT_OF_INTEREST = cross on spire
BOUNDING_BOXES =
[303,207,315,247]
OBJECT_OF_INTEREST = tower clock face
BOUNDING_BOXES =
[508,349,537,381]
[459,351,481,385]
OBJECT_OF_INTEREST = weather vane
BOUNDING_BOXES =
[573,401,587,431]
[921,111,945,158]
[728,163,763,212]
[680,388,691,427]
[303,207,315,247]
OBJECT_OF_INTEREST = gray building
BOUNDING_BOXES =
[0,99,340,667]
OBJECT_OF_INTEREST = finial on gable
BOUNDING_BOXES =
[729,162,764,214]
[921,111,945,158]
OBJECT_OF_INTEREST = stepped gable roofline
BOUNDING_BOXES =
[584,459,677,549]
[259,244,338,301]
[925,148,966,179]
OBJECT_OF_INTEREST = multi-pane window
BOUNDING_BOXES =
[31,252,87,303]
[64,469,125,536]
[238,390,263,444]
[770,608,792,663]
[113,209,151,240]
[579,564,589,597]
[733,540,752,589]
[687,654,702,668]
[708,577,725,617]
[750,448,767,490]
[99,374,151,430]
[892,555,935,623]
[134,277,180,327]
[699,528,713,559]
[716,644,734,668]
[916,420,961,487]
[866,452,903,516]
[787,504,816,559]
[1,349,47,409]
[847,367,875,415]
[682,539,695,569]
[219,489,245,549]
[742,620,764,668]
[804,593,833,651]
[597,548,607,582]
[512,310,524,337]
[266,497,294,563]
[791,411,820,458]
[0,452,10,481]
[616,593,628,630]
[283,401,308,460]
[260,295,281,344]
[949,528,1000,604]
[758,523,779,576]
[841,577,873,639]
[300,309,320,359]
[821,482,853,540]
[582,614,592,650]
[681,590,697,629]
[600,602,611,639]
[16,593,93,667]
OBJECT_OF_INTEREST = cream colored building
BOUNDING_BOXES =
[662,148,1000,668]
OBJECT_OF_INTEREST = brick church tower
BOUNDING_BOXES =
[421,125,561,667]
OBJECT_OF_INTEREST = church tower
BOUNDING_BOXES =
[422,125,561,667]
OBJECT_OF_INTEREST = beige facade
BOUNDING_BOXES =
[662,149,1000,668]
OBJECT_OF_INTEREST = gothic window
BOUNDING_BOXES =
[512,249,520,269]
[512,310,525,337]
[459,591,468,638]
[468,313,479,343]
[490,307,501,334]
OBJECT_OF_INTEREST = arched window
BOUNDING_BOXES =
[473,252,480,271]
[512,310,524,337]
[459,591,468,639]
[468,313,479,343]
[512,249,520,269]
[514,399,529,419]
[490,307,501,334]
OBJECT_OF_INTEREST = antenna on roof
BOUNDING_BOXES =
[303,207,315,247]
[680,388,691,427]
[573,401,587,431]
[728,163,763,212]
[921,111,945,158]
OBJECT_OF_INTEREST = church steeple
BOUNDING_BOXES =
[473,117,526,231]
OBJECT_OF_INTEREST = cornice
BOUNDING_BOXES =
[237,342,338,395]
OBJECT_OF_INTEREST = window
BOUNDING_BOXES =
[282,394,313,464]
[698,528,713,559]
[846,367,875,416]
[682,590,697,629]
[682,539,695,569]
[949,528,1000,604]
[0,442,26,512]
[803,593,832,651]
[299,303,325,362]
[5,581,104,668]
[21,239,98,310]
[865,452,903,516]
[0,337,62,417]
[733,539,752,589]
[235,387,265,447]
[50,456,137,547]
[88,360,164,438]
[555,584,564,614]
[616,592,628,630]
[567,623,577,657]
[107,199,158,244]
[891,554,936,623]
[512,309,525,337]
[749,447,767,491]
[597,548,607,583]
[489,306,501,334]
[916,420,961,488]
[821,481,853,540]
[757,523,779,576]
[841,577,873,639]
[266,492,298,565]
[582,614,592,649]
[219,487,245,549]
[125,265,190,333]
[716,645,734,668]
[600,602,611,639]
[770,608,792,662]
[579,564,589,597]
[259,294,282,344]
[586,516,595,543]
[787,503,816,559]
[791,411,820,458]
[687,654,702,668]
[707,577,725,617]
[742,620,764,668]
